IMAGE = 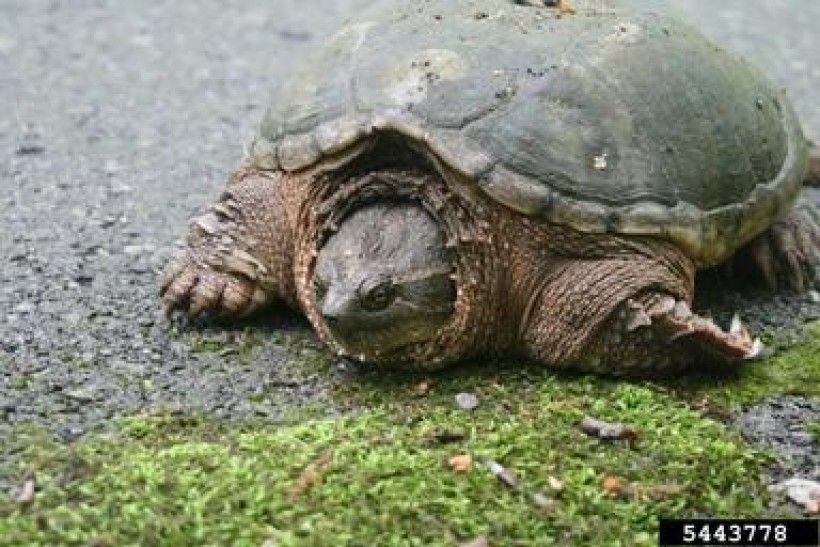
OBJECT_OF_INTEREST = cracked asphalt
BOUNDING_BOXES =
[1,1,818,461]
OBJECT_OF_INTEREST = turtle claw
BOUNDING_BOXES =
[160,262,199,317]
[729,313,743,335]
[159,253,268,320]
[743,198,820,292]
[653,300,757,363]
[745,337,765,360]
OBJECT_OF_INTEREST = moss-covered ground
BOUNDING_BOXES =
[1,322,818,546]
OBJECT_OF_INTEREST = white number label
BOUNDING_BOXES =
[682,524,696,543]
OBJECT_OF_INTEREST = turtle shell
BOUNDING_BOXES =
[250,0,809,266]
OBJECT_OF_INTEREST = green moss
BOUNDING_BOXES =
[1,377,773,546]
[1,323,816,545]
[185,331,234,354]
[809,421,820,443]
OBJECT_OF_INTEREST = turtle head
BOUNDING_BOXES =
[313,201,455,359]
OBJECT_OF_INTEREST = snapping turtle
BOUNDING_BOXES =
[161,0,819,374]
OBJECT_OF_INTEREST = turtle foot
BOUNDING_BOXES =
[159,169,292,321]
[648,298,763,362]
[744,198,820,292]
[160,252,268,319]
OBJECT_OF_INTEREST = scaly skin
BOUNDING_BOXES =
[743,196,820,292]
[161,168,305,317]
[161,165,819,375]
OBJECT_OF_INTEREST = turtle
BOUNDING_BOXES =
[161,0,820,375]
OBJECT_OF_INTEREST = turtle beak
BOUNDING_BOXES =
[320,287,350,326]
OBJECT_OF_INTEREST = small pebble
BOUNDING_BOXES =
[124,244,156,256]
[579,415,638,441]
[64,387,97,403]
[15,145,45,156]
[485,459,518,489]
[601,475,625,495]
[99,216,117,228]
[14,302,34,313]
[455,392,479,411]
[448,453,472,473]
[769,478,820,508]
[531,491,556,512]
[13,477,35,504]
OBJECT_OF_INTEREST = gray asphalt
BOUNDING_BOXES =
[1,1,818,449]
[1,0,376,441]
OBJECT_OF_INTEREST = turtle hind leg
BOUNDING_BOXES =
[577,292,761,376]
[736,191,820,292]
[517,235,758,376]
[160,169,295,320]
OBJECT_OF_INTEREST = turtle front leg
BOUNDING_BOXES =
[161,169,295,319]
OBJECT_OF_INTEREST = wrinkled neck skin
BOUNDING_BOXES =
[291,166,519,369]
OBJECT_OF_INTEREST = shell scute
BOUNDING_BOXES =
[250,0,808,265]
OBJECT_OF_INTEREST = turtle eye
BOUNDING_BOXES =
[361,280,395,312]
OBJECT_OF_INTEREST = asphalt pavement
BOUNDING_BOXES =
[1,1,818,446]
